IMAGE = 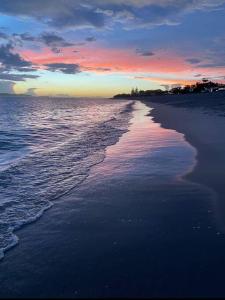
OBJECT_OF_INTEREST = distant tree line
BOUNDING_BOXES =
[113,79,225,99]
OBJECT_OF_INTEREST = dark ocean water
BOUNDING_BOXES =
[0,96,132,259]
[0,99,225,297]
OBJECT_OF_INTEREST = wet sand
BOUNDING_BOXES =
[147,101,225,232]
[0,101,225,298]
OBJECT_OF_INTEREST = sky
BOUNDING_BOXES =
[0,0,225,97]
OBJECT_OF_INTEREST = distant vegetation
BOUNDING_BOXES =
[113,79,225,99]
[0,93,31,97]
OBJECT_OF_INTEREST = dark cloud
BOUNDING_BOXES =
[197,47,225,68]
[0,0,105,29]
[0,43,32,70]
[15,67,38,72]
[51,48,61,53]
[13,32,36,42]
[0,72,39,81]
[93,0,225,29]
[10,31,74,53]
[40,32,73,48]
[0,43,38,82]
[141,52,155,57]
[85,36,96,42]
[0,0,224,29]
[39,32,74,53]
[44,63,81,74]
[136,49,155,56]
[186,58,202,64]
[0,80,15,93]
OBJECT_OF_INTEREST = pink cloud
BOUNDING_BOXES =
[20,46,225,81]
[21,47,189,72]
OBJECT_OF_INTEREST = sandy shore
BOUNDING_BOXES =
[1,101,225,298]
[146,101,225,232]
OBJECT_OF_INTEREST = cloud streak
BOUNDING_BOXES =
[44,63,81,74]
[0,0,224,29]
[136,49,155,56]
[186,58,202,64]
[0,43,33,72]
[40,32,74,52]
[0,72,39,81]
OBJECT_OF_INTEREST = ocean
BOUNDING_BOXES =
[0,97,224,297]
[0,96,132,259]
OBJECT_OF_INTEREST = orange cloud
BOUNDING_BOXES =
[21,46,225,80]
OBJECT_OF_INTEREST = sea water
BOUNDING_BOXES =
[0,96,133,259]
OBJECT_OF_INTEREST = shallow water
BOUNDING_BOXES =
[0,96,132,258]
[103,101,196,179]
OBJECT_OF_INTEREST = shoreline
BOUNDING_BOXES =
[113,91,225,116]
[145,100,225,231]
[1,101,225,297]
[0,99,134,261]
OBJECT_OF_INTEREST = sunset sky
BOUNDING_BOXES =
[0,0,225,97]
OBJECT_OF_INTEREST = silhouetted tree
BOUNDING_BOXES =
[113,80,225,99]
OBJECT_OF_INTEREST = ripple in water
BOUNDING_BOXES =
[0,96,133,259]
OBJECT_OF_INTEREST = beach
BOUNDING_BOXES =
[144,94,225,231]
[1,1,225,298]
[1,100,225,298]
